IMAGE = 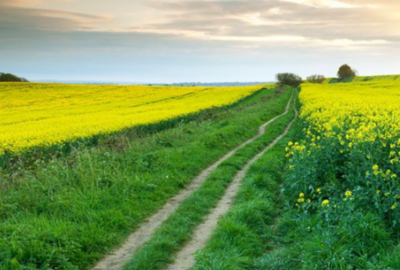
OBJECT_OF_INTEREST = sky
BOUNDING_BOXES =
[0,0,399,83]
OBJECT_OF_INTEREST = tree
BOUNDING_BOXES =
[307,74,326,84]
[337,64,356,81]
[0,72,28,82]
[276,73,303,88]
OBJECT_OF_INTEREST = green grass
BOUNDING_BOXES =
[0,87,291,270]
[188,97,299,270]
[324,74,400,84]
[122,90,296,270]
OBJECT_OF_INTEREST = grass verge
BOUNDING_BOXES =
[188,98,299,270]
[122,91,296,270]
[0,87,290,270]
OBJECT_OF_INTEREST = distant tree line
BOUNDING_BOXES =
[307,75,326,84]
[0,72,28,82]
[276,64,358,87]
[276,73,303,88]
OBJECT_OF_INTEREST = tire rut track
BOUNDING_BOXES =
[165,92,298,270]
[92,92,294,270]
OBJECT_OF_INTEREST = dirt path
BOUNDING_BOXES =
[165,93,298,270]
[92,92,294,270]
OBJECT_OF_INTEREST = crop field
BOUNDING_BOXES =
[0,83,262,155]
[0,84,295,270]
[255,80,400,269]
[289,80,400,214]
[4,77,400,270]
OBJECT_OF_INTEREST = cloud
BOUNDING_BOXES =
[1,0,398,50]
[280,0,357,8]
[0,0,399,82]
[133,0,399,51]
[0,0,109,32]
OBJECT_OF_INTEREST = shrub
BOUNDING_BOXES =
[337,64,356,81]
[306,75,325,84]
[276,73,302,88]
[0,72,28,82]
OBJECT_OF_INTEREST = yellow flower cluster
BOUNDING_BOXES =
[0,83,265,154]
[290,81,400,213]
[321,199,330,207]
[299,81,400,151]
[296,192,312,206]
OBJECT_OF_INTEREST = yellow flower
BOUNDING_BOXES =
[316,188,322,194]
[321,199,329,207]
[391,203,398,210]
[372,165,379,171]
[299,192,305,198]
[307,199,311,203]
[298,198,305,203]
[345,190,352,197]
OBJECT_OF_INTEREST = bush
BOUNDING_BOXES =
[276,73,302,88]
[337,64,356,81]
[307,75,325,84]
[0,72,28,82]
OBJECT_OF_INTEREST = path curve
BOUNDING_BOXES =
[92,91,294,270]
[165,92,298,270]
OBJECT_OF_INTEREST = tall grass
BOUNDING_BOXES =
[191,102,299,270]
[123,93,296,270]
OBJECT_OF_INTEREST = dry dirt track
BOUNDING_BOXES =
[165,93,297,270]
[92,91,295,270]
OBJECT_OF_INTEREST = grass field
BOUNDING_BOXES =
[122,91,296,270]
[190,97,299,270]
[0,83,263,155]
[324,74,400,83]
[0,84,290,269]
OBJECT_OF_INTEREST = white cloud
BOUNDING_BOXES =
[280,0,356,8]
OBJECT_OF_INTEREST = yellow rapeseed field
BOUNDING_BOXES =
[286,80,400,223]
[0,83,264,154]
[286,80,400,206]
[299,81,400,148]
